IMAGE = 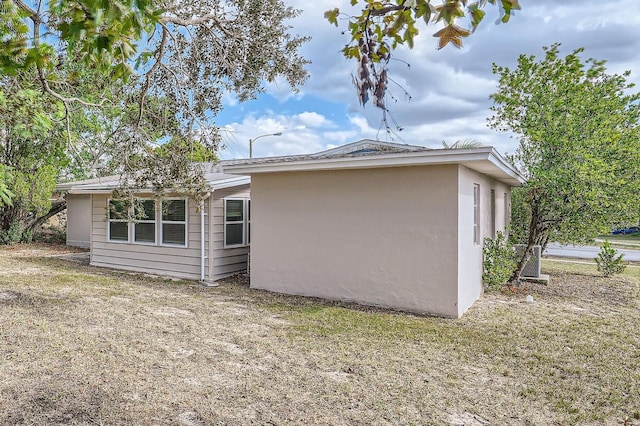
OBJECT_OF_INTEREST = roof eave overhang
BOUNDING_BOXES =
[62,176,251,194]
[210,176,251,190]
[224,148,525,186]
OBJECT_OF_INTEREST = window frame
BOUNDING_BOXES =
[490,189,496,239]
[107,198,131,244]
[473,184,480,245]
[504,192,509,234]
[224,198,250,248]
[106,196,189,248]
[133,199,157,245]
[160,198,188,248]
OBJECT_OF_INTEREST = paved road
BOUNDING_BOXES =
[544,243,640,262]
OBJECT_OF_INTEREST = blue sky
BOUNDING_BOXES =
[217,0,640,160]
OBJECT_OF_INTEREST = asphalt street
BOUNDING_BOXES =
[544,243,640,262]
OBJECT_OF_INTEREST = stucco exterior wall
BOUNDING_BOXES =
[90,194,209,280]
[209,185,250,281]
[457,165,511,316]
[249,165,461,317]
[66,194,92,248]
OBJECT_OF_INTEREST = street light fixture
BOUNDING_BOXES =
[249,132,282,158]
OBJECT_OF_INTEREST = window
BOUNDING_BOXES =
[107,197,187,247]
[490,189,496,238]
[134,199,156,243]
[224,198,249,247]
[161,199,187,246]
[504,192,509,232]
[473,184,480,244]
[247,200,251,244]
[108,199,129,242]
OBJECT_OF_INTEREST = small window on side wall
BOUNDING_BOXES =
[225,199,248,247]
[504,192,509,233]
[162,199,187,246]
[473,184,480,245]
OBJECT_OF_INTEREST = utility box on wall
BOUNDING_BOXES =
[515,244,542,278]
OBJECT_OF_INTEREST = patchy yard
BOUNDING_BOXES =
[1,245,639,425]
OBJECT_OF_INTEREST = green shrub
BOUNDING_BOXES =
[0,220,36,245]
[595,241,626,277]
[0,220,24,245]
[32,227,66,244]
[483,231,518,289]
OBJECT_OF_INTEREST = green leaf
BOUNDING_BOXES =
[324,8,340,26]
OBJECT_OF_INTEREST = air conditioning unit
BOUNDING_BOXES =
[515,244,542,278]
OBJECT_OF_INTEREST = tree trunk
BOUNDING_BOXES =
[23,199,67,233]
[510,204,548,282]
[0,204,24,231]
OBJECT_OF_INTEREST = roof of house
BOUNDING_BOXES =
[57,139,524,192]
[224,139,525,186]
[57,162,249,194]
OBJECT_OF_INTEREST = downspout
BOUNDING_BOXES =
[200,192,212,283]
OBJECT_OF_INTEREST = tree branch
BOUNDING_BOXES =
[137,27,168,129]
[11,0,38,19]
[160,13,236,38]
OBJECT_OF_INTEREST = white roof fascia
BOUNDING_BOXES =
[487,148,526,185]
[225,147,525,186]
[66,177,250,194]
[67,189,115,194]
[210,176,251,190]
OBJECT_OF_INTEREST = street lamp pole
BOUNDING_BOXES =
[249,132,282,158]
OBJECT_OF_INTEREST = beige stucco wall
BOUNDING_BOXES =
[457,165,511,316]
[249,165,462,317]
[90,194,209,280]
[66,194,92,248]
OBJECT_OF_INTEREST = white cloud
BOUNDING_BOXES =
[218,0,640,159]
[219,112,338,159]
[296,111,330,128]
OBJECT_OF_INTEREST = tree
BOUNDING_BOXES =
[488,44,640,280]
[325,0,521,111]
[0,58,183,241]
[0,166,15,207]
[441,139,483,149]
[1,0,309,197]
[57,58,186,181]
[0,72,70,240]
[156,138,219,163]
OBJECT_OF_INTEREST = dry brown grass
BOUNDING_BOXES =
[1,244,640,425]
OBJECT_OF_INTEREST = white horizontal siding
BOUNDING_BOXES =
[91,194,209,280]
[210,186,250,281]
[90,262,200,280]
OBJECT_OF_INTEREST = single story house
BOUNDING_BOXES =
[57,164,251,282]
[224,140,524,317]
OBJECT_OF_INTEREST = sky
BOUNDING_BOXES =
[216,0,640,160]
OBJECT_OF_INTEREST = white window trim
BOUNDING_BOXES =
[160,198,188,248]
[490,189,496,239]
[504,192,509,234]
[473,184,480,245]
[107,197,189,248]
[224,197,249,248]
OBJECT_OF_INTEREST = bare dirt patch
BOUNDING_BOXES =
[1,245,640,425]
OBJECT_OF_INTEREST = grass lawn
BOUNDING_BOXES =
[1,244,640,425]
